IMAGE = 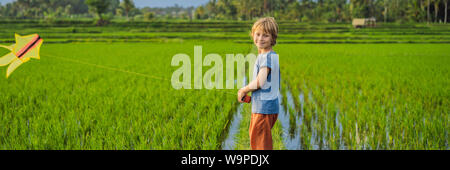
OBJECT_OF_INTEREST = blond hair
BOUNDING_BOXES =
[250,17,279,46]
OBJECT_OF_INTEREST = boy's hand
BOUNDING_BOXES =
[237,88,247,103]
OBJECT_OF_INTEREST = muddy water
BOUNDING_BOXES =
[221,77,351,150]
[281,85,350,150]
[278,89,303,149]
[221,77,247,150]
[335,107,345,149]
[221,104,243,150]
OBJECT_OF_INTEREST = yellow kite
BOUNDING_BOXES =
[0,33,43,78]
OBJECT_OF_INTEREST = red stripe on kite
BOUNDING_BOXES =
[16,35,41,59]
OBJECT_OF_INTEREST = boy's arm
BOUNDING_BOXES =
[245,67,271,93]
[238,67,271,102]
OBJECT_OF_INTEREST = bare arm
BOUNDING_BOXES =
[238,67,271,102]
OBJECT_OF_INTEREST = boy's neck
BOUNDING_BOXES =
[258,47,273,54]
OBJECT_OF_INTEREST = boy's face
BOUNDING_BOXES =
[253,28,272,50]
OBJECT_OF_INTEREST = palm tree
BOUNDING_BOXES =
[434,0,441,22]
[120,0,135,20]
[427,0,431,24]
[384,0,389,22]
[445,0,448,23]
[85,0,110,25]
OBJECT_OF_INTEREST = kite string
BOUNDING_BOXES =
[45,53,169,81]
[44,53,238,96]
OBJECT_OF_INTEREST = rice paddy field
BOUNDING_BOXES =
[0,20,448,150]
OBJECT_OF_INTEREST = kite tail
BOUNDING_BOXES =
[0,44,13,50]
[6,58,23,78]
[0,53,16,67]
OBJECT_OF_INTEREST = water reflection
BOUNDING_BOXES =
[221,104,243,150]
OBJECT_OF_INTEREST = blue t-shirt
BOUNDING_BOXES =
[251,51,280,114]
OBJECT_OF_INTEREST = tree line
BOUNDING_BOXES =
[195,0,448,23]
[0,0,448,24]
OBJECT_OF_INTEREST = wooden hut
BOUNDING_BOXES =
[352,17,376,28]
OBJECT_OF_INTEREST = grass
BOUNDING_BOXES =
[0,20,448,150]
[0,41,247,149]
[278,44,449,149]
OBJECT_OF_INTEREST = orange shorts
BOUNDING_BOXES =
[249,113,278,150]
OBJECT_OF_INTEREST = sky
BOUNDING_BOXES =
[0,0,210,8]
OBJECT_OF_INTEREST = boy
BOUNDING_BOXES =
[237,17,280,150]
